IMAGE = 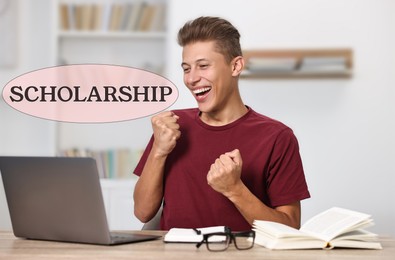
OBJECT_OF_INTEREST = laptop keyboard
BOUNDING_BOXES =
[110,232,160,244]
[110,233,136,243]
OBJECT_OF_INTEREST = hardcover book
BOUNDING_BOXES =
[253,207,382,250]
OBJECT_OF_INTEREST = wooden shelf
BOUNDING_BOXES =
[241,48,353,79]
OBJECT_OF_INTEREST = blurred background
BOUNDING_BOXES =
[1,0,394,235]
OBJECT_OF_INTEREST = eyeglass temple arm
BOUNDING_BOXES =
[196,240,205,248]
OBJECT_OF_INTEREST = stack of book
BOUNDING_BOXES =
[299,56,348,74]
[59,148,143,179]
[59,1,166,32]
[253,207,382,250]
[245,57,297,74]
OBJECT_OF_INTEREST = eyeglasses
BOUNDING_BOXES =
[196,227,255,252]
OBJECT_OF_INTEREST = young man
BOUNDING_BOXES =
[133,16,310,231]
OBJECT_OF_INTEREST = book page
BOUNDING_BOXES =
[300,207,371,241]
[254,230,326,249]
[253,221,312,239]
[333,229,378,241]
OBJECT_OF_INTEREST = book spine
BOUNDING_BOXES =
[59,148,143,179]
[58,1,166,33]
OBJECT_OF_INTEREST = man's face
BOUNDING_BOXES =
[181,41,237,114]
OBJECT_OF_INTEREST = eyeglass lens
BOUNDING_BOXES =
[206,234,230,251]
[233,232,255,250]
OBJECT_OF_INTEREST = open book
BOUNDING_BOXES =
[253,207,382,250]
[164,226,227,243]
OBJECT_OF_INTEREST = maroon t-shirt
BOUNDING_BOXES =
[134,107,310,231]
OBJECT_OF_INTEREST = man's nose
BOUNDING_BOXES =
[186,68,200,85]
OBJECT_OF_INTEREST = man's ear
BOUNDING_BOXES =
[231,56,245,77]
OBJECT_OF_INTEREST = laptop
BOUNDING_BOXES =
[0,156,161,245]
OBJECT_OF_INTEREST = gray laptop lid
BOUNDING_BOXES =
[0,156,160,245]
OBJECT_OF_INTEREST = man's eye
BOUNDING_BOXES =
[199,64,208,69]
[183,67,190,73]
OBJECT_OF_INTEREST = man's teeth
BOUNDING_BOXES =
[193,87,211,95]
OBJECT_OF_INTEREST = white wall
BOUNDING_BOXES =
[0,0,54,90]
[0,0,56,230]
[0,0,55,156]
[167,0,395,236]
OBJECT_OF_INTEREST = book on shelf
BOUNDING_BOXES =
[59,4,70,30]
[164,226,227,243]
[149,2,166,31]
[125,2,145,31]
[74,4,83,30]
[91,4,103,31]
[109,3,123,31]
[58,1,166,33]
[253,207,382,250]
[301,56,347,66]
[59,148,143,179]
[299,56,348,73]
[245,57,297,73]
[119,3,133,31]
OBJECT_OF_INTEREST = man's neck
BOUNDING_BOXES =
[200,102,248,126]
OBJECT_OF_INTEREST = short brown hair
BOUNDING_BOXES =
[177,16,242,63]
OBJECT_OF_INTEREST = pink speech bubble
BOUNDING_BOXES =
[2,64,178,123]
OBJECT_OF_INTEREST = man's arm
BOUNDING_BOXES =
[207,149,301,229]
[133,111,180,223]
[226,181,301,229]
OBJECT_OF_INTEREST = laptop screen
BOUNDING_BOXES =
[0,156,159,245]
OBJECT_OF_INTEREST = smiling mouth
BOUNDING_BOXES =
[193,87,211,97]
